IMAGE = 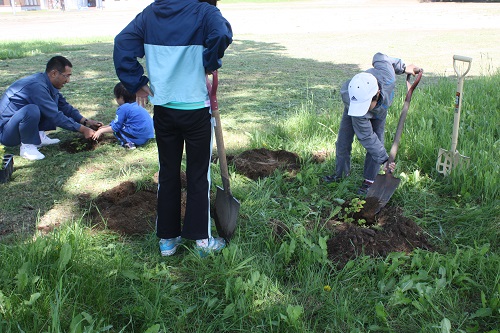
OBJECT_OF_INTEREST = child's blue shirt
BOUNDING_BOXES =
[110,102,154,145]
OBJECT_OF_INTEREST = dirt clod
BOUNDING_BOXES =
[326,205,433,268]
[269,218,290,241]
[60,136,116,154]
[64,148,433,267]
[229,148,300,180]
[311,150,330,163]
[86,181,157,235]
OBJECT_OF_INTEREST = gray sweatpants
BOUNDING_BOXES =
[335,109,386,181]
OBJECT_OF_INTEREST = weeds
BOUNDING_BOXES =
[337,197,366,225]
[0,41,83,61]
[0,19,499,333]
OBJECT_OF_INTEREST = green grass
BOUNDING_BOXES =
[0,36,499,333]
[0,41,85,60]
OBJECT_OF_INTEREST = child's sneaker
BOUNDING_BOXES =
[357,180,374,195]
[195,237,226,257]
[322,174,343,183]
[159,236,182,256]
[123,142,136,150]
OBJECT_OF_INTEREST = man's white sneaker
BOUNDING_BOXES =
[20,144,45,160]
[39,131,60,146]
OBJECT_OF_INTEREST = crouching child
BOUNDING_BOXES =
[92,82,154,149]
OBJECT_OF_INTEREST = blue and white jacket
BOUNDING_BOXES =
[113,0,233,107]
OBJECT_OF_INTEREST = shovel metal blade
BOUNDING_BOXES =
[214,185,240,242]
[365,173,401,215]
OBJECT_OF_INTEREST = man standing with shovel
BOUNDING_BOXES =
[323,53,419,194]
[113,0,232,257]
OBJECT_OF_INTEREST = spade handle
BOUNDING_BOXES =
[206,71,232,194]
[387,69,423,165]
[450,55,472,152]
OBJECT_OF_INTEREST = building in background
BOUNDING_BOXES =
[0,0,149,12]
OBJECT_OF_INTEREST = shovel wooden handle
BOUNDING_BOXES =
[387,69,423,165]
[451,55,472,153]
[207,70,232,195]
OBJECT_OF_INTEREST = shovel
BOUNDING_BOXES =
[206,70,240,242]
[436,55,472,176]
[365,68,423,215]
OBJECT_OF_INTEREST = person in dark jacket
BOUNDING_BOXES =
[323,53,419,194]
[92,82,154,150]
[0,56,102,160]
[114,0,232,257]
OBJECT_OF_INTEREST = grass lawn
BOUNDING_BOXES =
[0,1,499,332]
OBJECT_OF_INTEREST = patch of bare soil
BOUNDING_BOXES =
[79,173,189,236]
[80,181,157,235]
[227,148,301,180]
[270,202,433,268]
[59,136,117,154]
[325,204,434,268]
[53,147,432,268]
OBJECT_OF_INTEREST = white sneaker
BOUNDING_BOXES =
[20,144,45,160]
[38,131,60,146]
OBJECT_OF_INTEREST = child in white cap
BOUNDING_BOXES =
[323,53,419,194]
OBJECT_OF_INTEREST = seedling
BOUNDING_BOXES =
[337,197,366,225]
[71,138,89,152]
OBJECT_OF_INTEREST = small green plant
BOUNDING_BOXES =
[0,12,499,332]
[70,138,89,152]
[338,197,366,224]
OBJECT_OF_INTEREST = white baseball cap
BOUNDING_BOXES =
[347,72,379,117]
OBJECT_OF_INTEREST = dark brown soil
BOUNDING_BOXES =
[71,148,431,266]
[60,136,117,154]
[269,199,433,268]
[79,174,188,236]
[325,204,434,268]
[85,181,157,235]
[227,148,301,180]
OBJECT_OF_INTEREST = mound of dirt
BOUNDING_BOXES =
[82,173,189,236]
[60,136,117,154]
[310,150,331,164]
[268,201,433,269]
[228,148,301,180]
[83,181,158,235]
[326,205,434,268]
[70,147,432,268]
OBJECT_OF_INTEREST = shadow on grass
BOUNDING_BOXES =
[0,40,84,60]
[0,38,440,241]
